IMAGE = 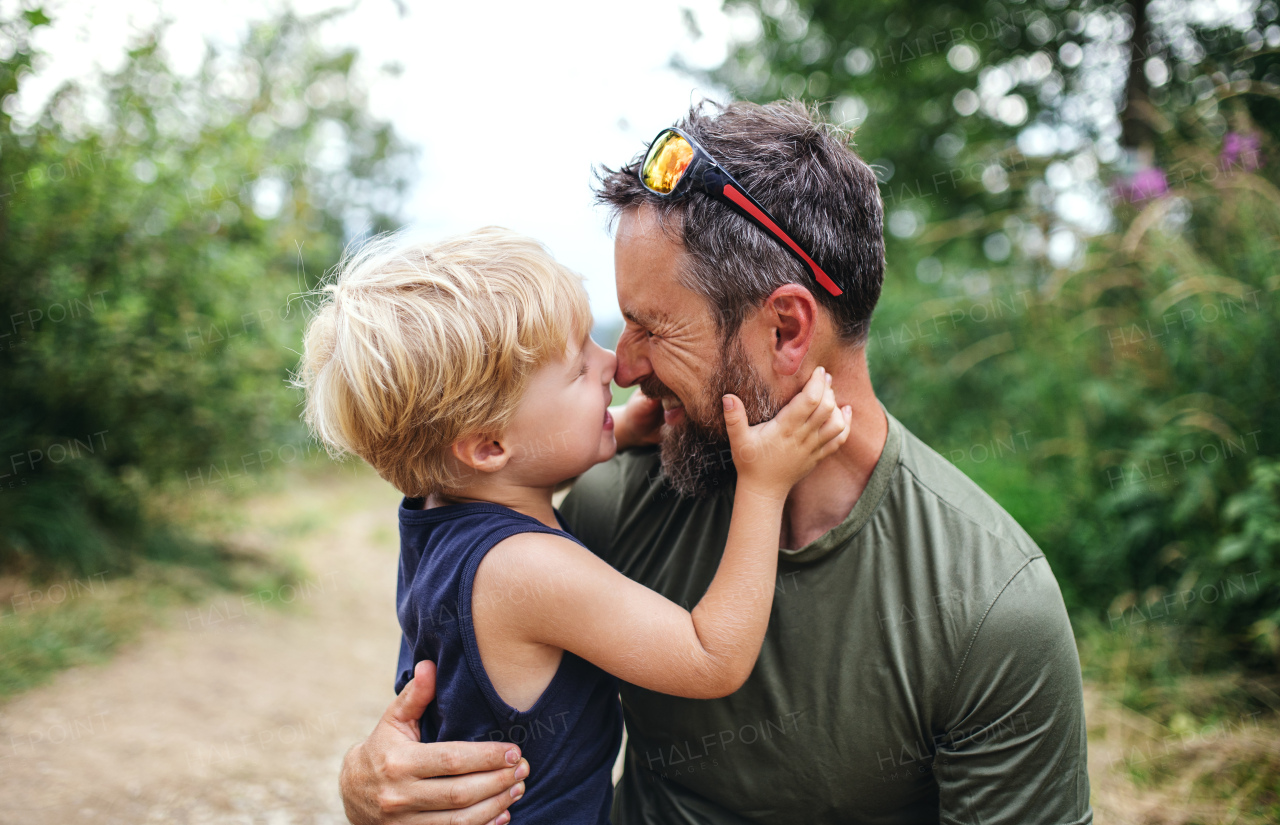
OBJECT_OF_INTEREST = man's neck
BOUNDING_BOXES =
[779,348,887,551]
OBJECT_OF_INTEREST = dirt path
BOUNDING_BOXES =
[0,472,405,825]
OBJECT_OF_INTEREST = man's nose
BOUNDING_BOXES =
[613,328,651,388]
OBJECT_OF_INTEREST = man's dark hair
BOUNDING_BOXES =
[596,99,885,345]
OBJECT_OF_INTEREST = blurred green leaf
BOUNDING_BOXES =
[0,8,413,576]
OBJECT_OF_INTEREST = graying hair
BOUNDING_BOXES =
[596,99,885,345]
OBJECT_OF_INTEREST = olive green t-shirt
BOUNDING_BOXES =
[560,411,1092,825]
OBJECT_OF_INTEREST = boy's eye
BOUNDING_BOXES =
[578,362,589,377]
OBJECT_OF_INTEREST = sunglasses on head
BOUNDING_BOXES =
[640,127,843,297]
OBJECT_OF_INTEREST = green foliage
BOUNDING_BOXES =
[0,483,313,699]
[713,0,1062,249]
[713,0,1280,666]
[1216,459,1280,659]
[865,160,1280,667]
[0,9,412,576]
[0,598,131,696]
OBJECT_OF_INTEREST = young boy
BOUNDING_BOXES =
[298,227,850,824]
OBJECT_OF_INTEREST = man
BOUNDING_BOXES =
[339,100,1092,825]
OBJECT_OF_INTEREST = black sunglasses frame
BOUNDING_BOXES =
[640,127,843,297]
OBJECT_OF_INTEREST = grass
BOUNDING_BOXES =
[0,590,142,696]
[1078,619,1280,823]
[0,459,348,701]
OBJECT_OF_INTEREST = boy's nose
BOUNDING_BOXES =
[603,349,618,385]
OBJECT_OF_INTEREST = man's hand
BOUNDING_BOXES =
[340,660,530,825]
[610,388,663,452]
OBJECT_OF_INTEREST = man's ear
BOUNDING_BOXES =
[762,284,818,377]
[450,434,510,475]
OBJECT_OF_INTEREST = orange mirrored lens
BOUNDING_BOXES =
[642,132,694,194]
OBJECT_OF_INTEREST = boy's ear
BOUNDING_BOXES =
[450,434,510,474]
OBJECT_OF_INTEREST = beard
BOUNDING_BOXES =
[638,336,783,499]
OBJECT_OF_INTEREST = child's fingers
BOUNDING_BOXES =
[776,367,828,426]
[803,383,839,431]
[816,402,847,442]
[816,403,851,446]
[795,367,828,416]
[722,394,749,445]
[817,406,853,458]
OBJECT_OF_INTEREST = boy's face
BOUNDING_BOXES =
[499,334,618,485]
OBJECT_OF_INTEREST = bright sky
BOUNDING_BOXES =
[14,0,760,323]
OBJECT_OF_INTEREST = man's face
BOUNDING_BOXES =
[613,206,782,497]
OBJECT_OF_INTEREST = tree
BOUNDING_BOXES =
[0,8,413,575]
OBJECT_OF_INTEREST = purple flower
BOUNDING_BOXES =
[1114,167,1169,203]
[1221,132,1263,172]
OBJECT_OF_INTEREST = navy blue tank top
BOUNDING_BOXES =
[396,499,623,825]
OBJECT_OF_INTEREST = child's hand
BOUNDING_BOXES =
[609,388,664,451]
[723,366,851,499]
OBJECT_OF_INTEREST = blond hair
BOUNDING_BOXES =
[297,226,593,496]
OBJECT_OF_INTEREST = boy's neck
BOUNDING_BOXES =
[429,480,561,530]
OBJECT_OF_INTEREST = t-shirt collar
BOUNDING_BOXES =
[776,406,902,564]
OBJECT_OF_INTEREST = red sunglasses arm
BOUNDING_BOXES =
[719,184,844,297]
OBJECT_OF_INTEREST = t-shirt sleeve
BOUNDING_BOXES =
[559,452,630,566]
[934,557,1093,825]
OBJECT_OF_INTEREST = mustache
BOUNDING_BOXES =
[637,374,677,403]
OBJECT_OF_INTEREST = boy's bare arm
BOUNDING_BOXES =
[480,369,849,699]
[479,520,770,700]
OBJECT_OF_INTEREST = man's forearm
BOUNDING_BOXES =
[340,739,380,825]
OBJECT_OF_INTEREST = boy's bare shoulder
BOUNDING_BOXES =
[475,530,596,594]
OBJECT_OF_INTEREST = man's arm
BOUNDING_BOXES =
[934,558,1093,825]
[339,660,530,825]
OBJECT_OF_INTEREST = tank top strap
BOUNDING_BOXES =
[452,505,587,725]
